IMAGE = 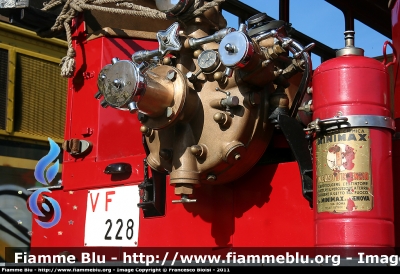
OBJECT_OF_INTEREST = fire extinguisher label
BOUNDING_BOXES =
[315,127,372,213]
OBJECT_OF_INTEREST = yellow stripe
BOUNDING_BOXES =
[0,23,67,60]
[0,21,67,48]
[0,131,64,144]
[0,156,62,172]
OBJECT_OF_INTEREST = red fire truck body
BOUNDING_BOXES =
[31,30,315,248]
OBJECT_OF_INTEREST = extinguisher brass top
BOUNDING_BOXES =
[336,30,364,57]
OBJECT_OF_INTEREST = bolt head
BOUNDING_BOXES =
[140,126,153,137]
[113,79,122,89]
[163,57,172,65]
[140,125,149,134]
[213,72,223,81]
[225,43,235,53]
[193,50,202,58]
[213,113,226,124]
[190,145,202,156]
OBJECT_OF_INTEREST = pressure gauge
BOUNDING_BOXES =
[155,0,194,16]
[198,50,220,73]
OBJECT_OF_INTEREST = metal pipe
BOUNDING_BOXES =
[188,27,235,49]
[285,39,313,118]
[344,10,355,35]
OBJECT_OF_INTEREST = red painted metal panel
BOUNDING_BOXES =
[139,177,235,247]
[62,17,158,191]
[62,155,145,191]
[233,163,314,247]
[31,162,313,248]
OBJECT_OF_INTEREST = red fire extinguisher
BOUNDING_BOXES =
[307,31,395,247]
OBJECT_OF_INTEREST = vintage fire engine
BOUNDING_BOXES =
[12,0,400,253]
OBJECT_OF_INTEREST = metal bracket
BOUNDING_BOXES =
[305,115,395,134]
[277,114,313,207]
[304,117,348,133]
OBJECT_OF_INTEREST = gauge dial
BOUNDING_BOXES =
[198,50,220,73]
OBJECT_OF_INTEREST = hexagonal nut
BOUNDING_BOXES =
[166,70,177,81]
